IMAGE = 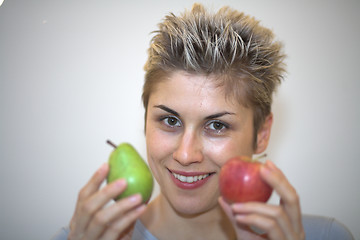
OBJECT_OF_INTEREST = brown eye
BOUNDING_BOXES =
[212,122,224,130]
[162,116,181,127]
[205,120,229,134]
[167,117,178,126]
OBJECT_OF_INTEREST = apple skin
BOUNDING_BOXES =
[107,143,153,203]
[219,156,273,203]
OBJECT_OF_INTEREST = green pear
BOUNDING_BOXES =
[106,141,153,203]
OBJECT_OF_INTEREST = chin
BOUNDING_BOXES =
[166,192,219,217]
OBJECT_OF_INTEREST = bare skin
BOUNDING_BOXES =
[140,71,304,239]
[68,163,146,240]
[68,71,304,239]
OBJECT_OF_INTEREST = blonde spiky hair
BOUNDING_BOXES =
[143,3,286,148]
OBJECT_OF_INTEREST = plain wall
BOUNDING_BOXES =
[0,0,359,239]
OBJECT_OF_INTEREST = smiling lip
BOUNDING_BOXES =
[168,169,214,190]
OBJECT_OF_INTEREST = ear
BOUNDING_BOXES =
[255,113,273,154]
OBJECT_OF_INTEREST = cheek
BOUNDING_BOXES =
[145,126,174,173]
[205,142,238,167]
[145,133,161,183]
[204,137,254,167]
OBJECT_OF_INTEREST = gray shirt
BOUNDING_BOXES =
[51,215,354,240]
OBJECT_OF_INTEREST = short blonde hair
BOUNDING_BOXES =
[142,3,286,148]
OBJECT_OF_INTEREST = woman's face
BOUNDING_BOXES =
[145,71,257,215]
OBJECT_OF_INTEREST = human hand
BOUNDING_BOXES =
[68,163,146,240]
[219,160,305,240]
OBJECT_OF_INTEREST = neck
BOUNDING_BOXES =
[141,194,236,240]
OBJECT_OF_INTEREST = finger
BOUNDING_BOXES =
[86,179,127,214]
[75,179,127,238]
[78,163,109,202]
[232,202,295,239]
[260,161,303,235]
[235,213,286,240]
[69,163,109,238]
[86,194,143,239]
[219,197,267,240]
[218,197,234,220]
[99,204,147,240]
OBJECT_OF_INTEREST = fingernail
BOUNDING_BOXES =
[136,204,146,212]
[231,203,244,211]
[129,194,142,203]
[98,162,108,173]
[266,160,277,170]
[114,179,126,188]
[260,163,271,176]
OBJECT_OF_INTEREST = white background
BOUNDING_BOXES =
[1,0,359,239]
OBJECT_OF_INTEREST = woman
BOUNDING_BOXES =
[53,3,350,240]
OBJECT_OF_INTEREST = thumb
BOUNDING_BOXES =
[218,197,236,224]
[219,197,248,238]
[218,197,268,240]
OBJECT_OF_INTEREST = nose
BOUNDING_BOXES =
[173,130,204,166]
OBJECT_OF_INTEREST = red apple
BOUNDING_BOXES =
[219,156,273,203]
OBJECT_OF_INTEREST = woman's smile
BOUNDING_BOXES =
[167,168,215,189]
[145,70,256,215]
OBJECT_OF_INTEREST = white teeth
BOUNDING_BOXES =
[172,172,210,183]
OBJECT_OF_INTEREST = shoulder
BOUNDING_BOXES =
[50,226,70,240]
[132,220,159,240]
[302,214,354,240]
[50,225,135,240]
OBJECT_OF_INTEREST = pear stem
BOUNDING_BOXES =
[106,140,117,149]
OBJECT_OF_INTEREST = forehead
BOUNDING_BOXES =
[148,71,242,112]
[151,71,218,96]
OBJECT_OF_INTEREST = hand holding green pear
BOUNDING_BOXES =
[106,140,154,203]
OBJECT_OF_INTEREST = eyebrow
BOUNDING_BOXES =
[204,111,235,120]
[154,105,180,117]
[154,104,235,119]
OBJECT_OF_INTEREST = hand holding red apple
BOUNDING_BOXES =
[218,158,305,240]
[219,155,273,203]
